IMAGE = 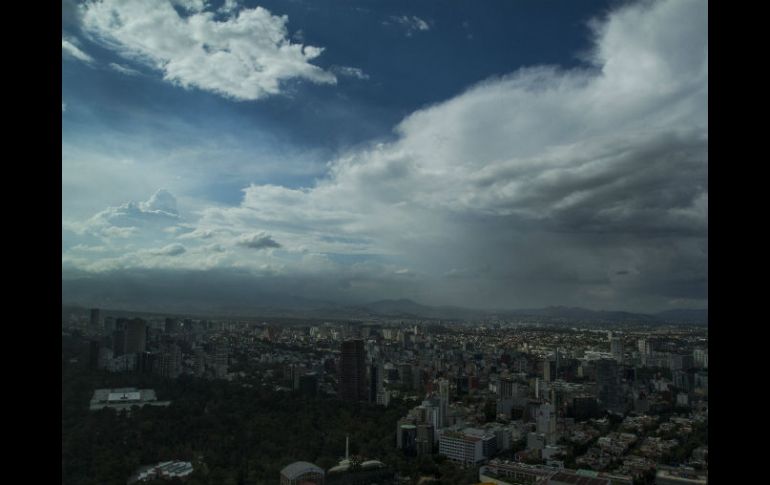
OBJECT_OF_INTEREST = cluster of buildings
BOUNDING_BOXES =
[63,308,708,484]
[83,309,230,380]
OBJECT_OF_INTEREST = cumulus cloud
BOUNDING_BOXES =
[66,189,180,240]
[79,0,336,100]
[62,37,94,63]
[63,0,707,311]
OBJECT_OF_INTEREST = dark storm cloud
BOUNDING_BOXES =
[237,233,282,250]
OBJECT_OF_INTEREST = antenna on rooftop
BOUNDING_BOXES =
[345,434,349,460]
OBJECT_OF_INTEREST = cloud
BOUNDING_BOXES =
[237,233,282,250]
[62,38,94,63]
[109,62,142,76]
[63,0,707,312]
[387,15,430,37]
[151,243,187,256]
[67,189,180,240]
[331,66,370,80]
[80,0,336,101]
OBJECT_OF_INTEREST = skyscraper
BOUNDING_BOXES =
[89,308,101,333]
[125,319,147,354]
[339,339,366,402]
[610,337,624,363]
[369,362,383,403]
[438,379,449,428]
[596,358,623,413]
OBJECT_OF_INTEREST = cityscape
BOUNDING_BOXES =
[62,304,707,484]
[62,0,707,484]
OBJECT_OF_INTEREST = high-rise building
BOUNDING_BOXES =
[157,343,182,379]
[212,342,228,378]
[89,309,101,333]
[498,377,514,399]
[369,363,383,403]
[610,337,624,363]
[164,318,179,334]
[88,339,100,369]
[339,339,366,402]
[125,319,147,354]
[438,379,449,428]
[299,373,318,398]
[543,360,555,382]
[399,363,413,390]
[103,317,116,334]
[596,358,623,413]
[535,403,557,445]
[112,329,126,357]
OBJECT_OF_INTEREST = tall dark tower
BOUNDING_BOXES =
[89,308,101,333]
[596,358,622,413]
[340,339,366,402]
[369,362,382,403]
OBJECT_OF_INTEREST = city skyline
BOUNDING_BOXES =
[62,0,707,313]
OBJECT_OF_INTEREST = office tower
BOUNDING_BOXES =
[416,424,434,455]
[438,379,449,428]
[369,363,383,403]
[536,402,558,445]
[638,338,649,355]
[299,373,318,398]
[89,309,101,333]
[498,377,514,399]
[213,342,228,378]
[164,318,179,334]
[339,339,366,402]
[543,359,555,382]
[112,329,126,357]
[125,319,147,354]
[554,348,561,378]
[88,339,100,369]
[157,343,182,379]
[596,358,622,413]
[137,351,155,374]
[400,363,413,390]
[103,316,116,333]
[610,337,624,363]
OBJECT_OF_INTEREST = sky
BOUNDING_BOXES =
[62,0,708,314]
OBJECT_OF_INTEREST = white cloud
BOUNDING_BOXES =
[62,38,94,63]
[331,66,370,80]
[387,15,430,36]
[80,0,337,101]
[109,62,142,76]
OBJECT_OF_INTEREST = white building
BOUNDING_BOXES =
[89,388,171,412]
[438,428,495,466]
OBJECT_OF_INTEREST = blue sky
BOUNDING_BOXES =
[62,0,707,313]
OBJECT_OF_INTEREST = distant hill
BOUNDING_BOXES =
[654,309,708,324]
[62,285,707,325]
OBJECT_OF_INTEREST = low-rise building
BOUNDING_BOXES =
[89,388,171,412]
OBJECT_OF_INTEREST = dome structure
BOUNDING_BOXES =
[280,461,325,485]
